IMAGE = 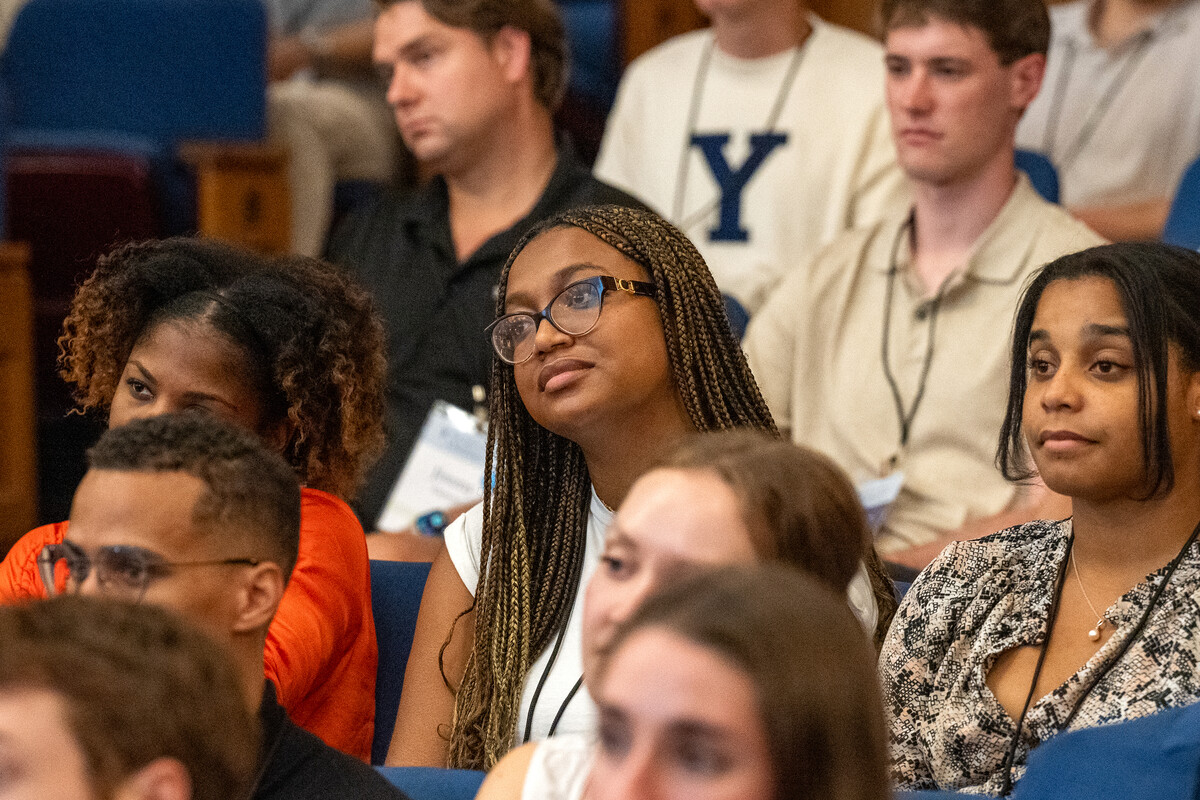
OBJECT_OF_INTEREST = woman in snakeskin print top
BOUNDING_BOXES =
[881,243,1200,795]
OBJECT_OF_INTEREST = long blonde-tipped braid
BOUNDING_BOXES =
[447,205,777,769]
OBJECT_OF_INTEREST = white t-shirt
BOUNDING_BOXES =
[595,17,906,313]
[521,733,593,800]
[443,491,611,743]
[1016,0,1200,209]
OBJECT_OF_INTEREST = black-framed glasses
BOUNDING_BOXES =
[37,540,261,602]
[485,275,657,365]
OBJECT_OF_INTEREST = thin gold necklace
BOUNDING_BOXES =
[1069,546,1110,641]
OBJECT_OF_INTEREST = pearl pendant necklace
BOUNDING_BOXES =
[1070,545,1110,642]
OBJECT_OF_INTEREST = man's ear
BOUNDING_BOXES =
[1008,52,1046,114]
[231,562,286,635]
[489,25,533,85]
[114,757,192,800]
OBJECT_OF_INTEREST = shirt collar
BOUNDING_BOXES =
[396,141,589,262]
[873,172,1047,287]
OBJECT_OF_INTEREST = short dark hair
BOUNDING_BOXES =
[378,0,568,110]
[0,596,257,800]
[87,412,302,579]
[596,564,890,800]
[880,0,1050,63]
[998,243,1200,498]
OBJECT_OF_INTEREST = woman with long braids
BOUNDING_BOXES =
[0,237,386,761]
[883,243,1200,795]
[387,205,781,769]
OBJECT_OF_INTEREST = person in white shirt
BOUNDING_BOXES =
[744,0,1104,563]
[266,0,398,257]
[594,0,907,314]
[1016,0,1200,242]
[386,205,775,770]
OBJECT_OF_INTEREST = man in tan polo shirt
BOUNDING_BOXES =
[744,0,1104,564]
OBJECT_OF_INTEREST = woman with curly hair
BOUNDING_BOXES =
[386,205,780,770]
[0,237,387,761]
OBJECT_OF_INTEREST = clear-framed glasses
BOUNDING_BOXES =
[37,540,261,602]
[485,275,657,365]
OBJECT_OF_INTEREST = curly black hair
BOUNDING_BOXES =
[58,237,386,498]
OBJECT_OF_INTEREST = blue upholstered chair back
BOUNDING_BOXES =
[370,559,433,765]
[558,0,619,108]
[1164,156,1200,251]
[1014,149,1060,204]
[1012,699,1200,800]
[376,767,486,800]
[722,293,750,341]
[2,0,266,150]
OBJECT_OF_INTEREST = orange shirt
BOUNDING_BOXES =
[0,487,377,762]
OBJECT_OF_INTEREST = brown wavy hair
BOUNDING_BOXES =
[880,0,1050,64]
[0,595,258,800]
[447,204,777,768]
[58,237,386,498]
[662,430,898,649]
[596,564,890,800]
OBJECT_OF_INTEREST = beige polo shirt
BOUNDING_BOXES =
[744,175,1105,552]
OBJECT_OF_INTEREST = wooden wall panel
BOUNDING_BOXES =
[810,0,878,36]
[0,242,36,557]
[621,0,707,64]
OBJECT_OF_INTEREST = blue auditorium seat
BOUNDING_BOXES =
[2,0,267,233]
[369,559,432,765]
[1014,149,1060,204]
[1163,155,1200,251]
[376,767,486,800]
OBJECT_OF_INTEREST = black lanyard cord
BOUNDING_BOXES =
[998,517,1200,795]
[523,615,570,744]
[671,38,807,228]
[1040,30,1154,175]
[998,532,1074,797]
[1060,517,1200,730]
[523,618,583,748]
[880,212,945,450]
[548,676,585,738]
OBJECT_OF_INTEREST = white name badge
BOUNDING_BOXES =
[857,472,905,536]
[376,401,487,532]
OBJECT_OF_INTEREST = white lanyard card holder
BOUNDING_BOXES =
[856,472,905,537]
[376,400,488,532]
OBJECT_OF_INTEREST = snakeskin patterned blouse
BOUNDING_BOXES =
[880,518,1200,795]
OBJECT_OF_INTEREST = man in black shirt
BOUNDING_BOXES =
[328,0,642,528]
[57,414,409,800]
